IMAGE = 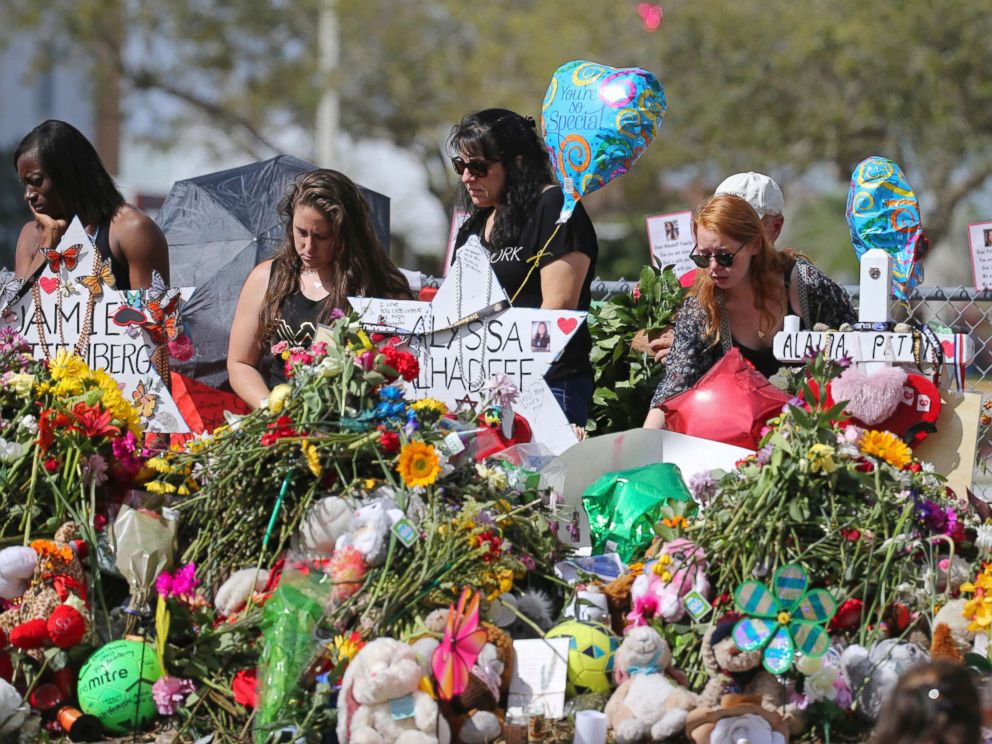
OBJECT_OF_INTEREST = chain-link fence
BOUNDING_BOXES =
[424,275,992,496]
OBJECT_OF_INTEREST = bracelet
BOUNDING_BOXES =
[851,321,894,332]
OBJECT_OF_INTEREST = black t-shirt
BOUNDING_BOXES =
[454,187,598,382]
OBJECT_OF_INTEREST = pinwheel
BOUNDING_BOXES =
[732,564,837,675]
[431,587,488,701]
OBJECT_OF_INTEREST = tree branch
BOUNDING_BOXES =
[927,158,992,245]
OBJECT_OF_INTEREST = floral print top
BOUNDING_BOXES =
[650,260,856,407]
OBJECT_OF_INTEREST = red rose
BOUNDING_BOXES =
[43,457,60,473]
[232,668,259,709]
[47,605,86,649]
[906,462,922,473]
[10,618,49,649]
[857,460,875,473]
[379,430,400,453]
[828,598,864,632]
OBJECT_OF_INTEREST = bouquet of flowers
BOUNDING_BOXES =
[0,331,145,541]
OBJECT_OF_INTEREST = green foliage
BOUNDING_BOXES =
[587,264,686,433]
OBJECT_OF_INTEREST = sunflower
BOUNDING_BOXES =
[859,429,913,469]
[396,440,440,488]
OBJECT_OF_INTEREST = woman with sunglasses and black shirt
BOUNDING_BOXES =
[644,194,854,428]
[449,109,599,427]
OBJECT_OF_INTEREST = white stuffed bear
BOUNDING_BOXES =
[605,625,699,742]
[300,496,354,556]
[336,498,405,567]
[0,678,28,737]
[337,637,441,744]
[0,546,37,600]
[839,639,929,720]
[213,568,270,617]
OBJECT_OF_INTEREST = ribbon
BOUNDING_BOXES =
[628,650,662,677]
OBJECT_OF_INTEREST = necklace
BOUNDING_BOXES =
[33,258,98,361]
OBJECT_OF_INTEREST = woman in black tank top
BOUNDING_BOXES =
[227,169,412,408]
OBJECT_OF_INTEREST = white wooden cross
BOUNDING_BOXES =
[773,249,974,378]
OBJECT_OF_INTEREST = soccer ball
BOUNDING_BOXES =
[545,619,618,695]
[77,640,162,734]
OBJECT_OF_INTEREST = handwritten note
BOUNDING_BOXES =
[968,220,992,291]
[647,210,695,276]
[508,638,570,719]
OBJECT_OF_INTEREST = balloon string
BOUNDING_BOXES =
[509,222,562,305]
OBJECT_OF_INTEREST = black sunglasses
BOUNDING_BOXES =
[451,157,496,178]
[689,241,748,269]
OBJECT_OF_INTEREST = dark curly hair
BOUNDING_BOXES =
[258,169,411,342]
[872,661,981,744]
[448,108,555,252]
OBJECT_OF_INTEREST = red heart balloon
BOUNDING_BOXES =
[661,349,790,449]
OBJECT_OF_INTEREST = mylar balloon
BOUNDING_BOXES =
[542,60,666,223]
[661,349,790,450]
[846,156,929,301]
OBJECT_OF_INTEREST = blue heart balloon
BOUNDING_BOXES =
[542,60,666,223]
[846,156,929,301]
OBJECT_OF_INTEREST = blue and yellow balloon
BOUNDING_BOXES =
[846,156,930,301]
[542,60,666,224]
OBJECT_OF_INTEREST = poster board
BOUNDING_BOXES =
[442,209,471,277]
[647,209,695,275]
[967,220,992,291]
[351,238,585,454]
[3,218,191,432]
[914,390,982,501]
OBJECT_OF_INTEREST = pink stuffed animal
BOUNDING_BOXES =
[628,539,709,626]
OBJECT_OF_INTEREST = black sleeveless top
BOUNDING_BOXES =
[732,269,799,378]
[93,221,130,290]
[264,284,323,387]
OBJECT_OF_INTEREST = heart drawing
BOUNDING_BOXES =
[39,277,60,294]
[557,317,578,335]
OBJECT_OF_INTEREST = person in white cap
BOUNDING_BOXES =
[639,172,786,363]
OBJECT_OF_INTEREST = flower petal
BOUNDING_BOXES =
[733,617,777,652]
[734,581,779,619]
[790,621,830,658]
[772,564,809,612]
[762,625,795,675]
[794,589,837,624]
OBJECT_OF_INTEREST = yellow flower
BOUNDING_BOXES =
[6,373,36,396]
[146,457,174,474]
[301,439,322,478]
[859,430,912,469]
[808,443,837,474]
[332,631,364,662]
[49,350,88,383]
[268,384,292,414]
[146,481,177,494]
[396,441,440,488]
[662,515,689,529]
[363,478,377,490]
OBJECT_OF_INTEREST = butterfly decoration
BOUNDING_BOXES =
[132,380,159,418]
[42,244,82,273]
[76,257,116,297]
[431,587,488,701]
[0,271,26,315]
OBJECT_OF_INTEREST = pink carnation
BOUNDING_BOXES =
[168,333,195,361]
[152,675,196,715]
[156,562,200,599]
[271,340,289,355]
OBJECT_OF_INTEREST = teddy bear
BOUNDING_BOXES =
[415,609,513,743]
[930,598,977,662]
[627,539,709,627]
[337,637,443,744]
[839,639,929,720]
[336,497,406,567]
[0,523,90,659]
[698,617,802,735]
[685,693,789,744]
[605,625,699,742]
[299,495,354,556]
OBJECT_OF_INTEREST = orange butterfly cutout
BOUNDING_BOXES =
[44,245,81,272]
[76,259,116,297]
[132,382,158,418]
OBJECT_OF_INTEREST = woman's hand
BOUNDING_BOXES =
[30,205,68,248]
[643,407,667,429]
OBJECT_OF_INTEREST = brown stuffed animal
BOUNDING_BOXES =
[0,523,90,659]
[699,617,802,735]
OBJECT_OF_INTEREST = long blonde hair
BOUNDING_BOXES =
[690,194,796,344]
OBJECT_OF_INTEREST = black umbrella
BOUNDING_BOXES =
[157,154,390,388]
